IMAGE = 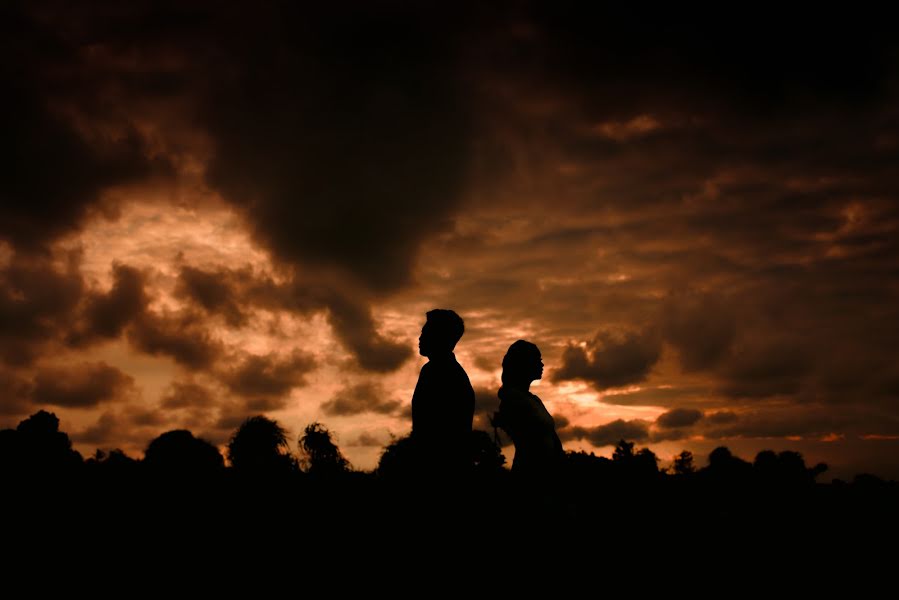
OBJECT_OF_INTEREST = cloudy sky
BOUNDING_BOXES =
[3,2,898,478]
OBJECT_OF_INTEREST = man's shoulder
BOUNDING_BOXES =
[451,360,474,386]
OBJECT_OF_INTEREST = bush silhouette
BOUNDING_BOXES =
[1,410,82,477]
[227,415,298,476]
[299,422,350,477]
[144,430,224,478]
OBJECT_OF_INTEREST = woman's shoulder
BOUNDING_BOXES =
[498,386,540,410]
[499,386,527,400]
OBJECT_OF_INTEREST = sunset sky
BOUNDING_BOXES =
[3,2,898,479]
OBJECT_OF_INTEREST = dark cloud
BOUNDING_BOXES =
[218,349,316,402]
[718,338,812,399]
[655,408,704,429]
[0,253,84,366]
[699,407,899,440]
[128,309,224,371]
[4,2,899,476]
[552,329,662,390]
[325,295,412,373]
[31,361,134,408]
[473,354,500,373]
[72,412,121,446]
[69,263,149,346]
[649,428,694,443]
[347,431,391,448]
[561,419,651,447]
[176,265,248,327]
[201,5,472,294]
[161,379,217,409]
[662,292,736,372]
[321,382,401,417]
[0,368,33,417]
[0,5,169,254]
[212,409,253,433]
[172,264,412,372]
[706,411,739,425]
[126,405,170,427]
[593,385,715,408]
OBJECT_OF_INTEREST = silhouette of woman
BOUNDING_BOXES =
[495,340,564,479]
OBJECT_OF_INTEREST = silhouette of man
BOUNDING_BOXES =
[411,309,475,477]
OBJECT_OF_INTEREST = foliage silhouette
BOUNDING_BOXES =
[144,429,224,478]
[1,409,895,545]
[672,450,696,476]
[375,433,418,480]
[299,422,350,477]
[1,410,82,478]
[227,415,298,476]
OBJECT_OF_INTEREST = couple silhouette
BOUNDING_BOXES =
[411,309,563,480]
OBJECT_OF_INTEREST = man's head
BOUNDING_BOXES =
[418,309,465,357]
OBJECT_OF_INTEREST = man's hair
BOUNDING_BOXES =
[425,309,465,350]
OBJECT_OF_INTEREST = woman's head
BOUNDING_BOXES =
[501,340,543,387]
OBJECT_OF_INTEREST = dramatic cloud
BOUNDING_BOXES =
[0,254,84,366]
[31,361,135,408]
[69,263,149,346]
[218,350,316,406]
[0,368,33,417]
[706,411,739,425]
[321,382,401,417]
[662,293,736,372]
[176,265,249,327]
[0,5,168,254]
[72,412,122,446]
[553,330,662,390]
[656,408,704,429]
[718,337,813,399]
[325,296,412,372]
[2,3,898,476]
[648,407,705,444]
[201,5,471,294]
[174,264,411,372]
[160,380,217,409]
[562,419,651,447]
[129,309,224,371]
[347,431,392,448]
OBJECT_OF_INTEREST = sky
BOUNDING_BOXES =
[2,1,899,479]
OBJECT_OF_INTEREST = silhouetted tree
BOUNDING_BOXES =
[704,446,753,486]
[0,428,19,473]
[299,422,350,477]
[810,462,828,481]
[609,440,659,486]
[672,450,696,476]
[376,434,419,480]
[87,448,139,471]
[755,449,827,486]
[4,410,83,477]
[635,447,659,474]
[754,449,779,473]
[144,430,224,478]
[469,429,506,475]
[612,439,635,462]
[227,416,298,476]
[709,446,734,466]
[565,450,612,472]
